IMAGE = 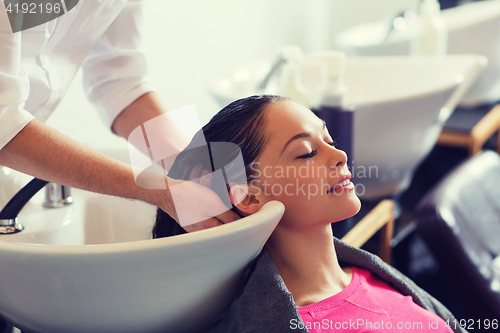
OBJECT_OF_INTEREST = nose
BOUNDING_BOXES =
[327,145,348,169]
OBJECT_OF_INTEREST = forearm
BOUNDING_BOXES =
[112,92,164,139]
[0,119,173,212]
[112,92,190,170]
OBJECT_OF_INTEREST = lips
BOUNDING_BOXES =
[327,174,353,194]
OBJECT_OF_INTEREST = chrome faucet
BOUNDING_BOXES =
[43,182,73,208]
[0,179,72,234]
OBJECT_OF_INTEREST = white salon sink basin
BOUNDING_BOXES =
[335,0,500,106]
[208,55,486,199]
[0,163,284,332]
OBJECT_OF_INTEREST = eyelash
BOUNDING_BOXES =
[297,141,337,159]
[298,149,318,159]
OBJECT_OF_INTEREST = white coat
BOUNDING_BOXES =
[0,0,153,150]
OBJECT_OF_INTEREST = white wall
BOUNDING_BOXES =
[46,0,419,149]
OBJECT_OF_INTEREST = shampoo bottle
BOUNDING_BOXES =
[410,0,448,56]
[311,51,354,164]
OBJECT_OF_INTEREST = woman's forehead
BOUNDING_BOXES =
[265,101,322,136]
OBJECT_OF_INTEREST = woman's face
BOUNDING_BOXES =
[244,100,361,229]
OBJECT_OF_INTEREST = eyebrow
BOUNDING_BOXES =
[280,120,327,156]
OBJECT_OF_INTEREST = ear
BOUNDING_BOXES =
[229,184,264,215]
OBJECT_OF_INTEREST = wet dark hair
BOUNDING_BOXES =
[152,95,288,239]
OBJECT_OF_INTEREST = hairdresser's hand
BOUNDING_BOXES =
[161,172,240,232]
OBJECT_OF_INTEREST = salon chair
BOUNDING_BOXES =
[437,103,500,156]
[415,150,500,318]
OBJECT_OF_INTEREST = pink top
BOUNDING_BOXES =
[297,266,454,332]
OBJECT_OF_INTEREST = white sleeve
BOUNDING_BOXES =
[82,0,155,130]
[0,1,35,151]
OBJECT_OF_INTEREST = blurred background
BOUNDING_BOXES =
[46,0,421,147]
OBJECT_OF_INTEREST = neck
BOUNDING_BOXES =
[265,223,352,307]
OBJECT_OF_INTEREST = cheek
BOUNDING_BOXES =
[253,165,360,220]
[283,179,361,223]
[249,174,298,202]
[258,170,330,202]
[260,177,326,216]
[282,174,329,200]
[262,178,292,199]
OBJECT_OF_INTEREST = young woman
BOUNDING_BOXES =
[154,95,464,333]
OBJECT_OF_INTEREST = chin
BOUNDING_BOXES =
[351,196,362,214]
[337,196,362,221]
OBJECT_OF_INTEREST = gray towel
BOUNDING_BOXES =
[209,238,467,333]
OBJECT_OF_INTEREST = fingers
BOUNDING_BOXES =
[183,218,223,232]
[188,164,212,187]
[198,169,212,187]
[182,210,240,233]
[188,164,203,182]
[214,208,240,224]
[164,177,240,233]
[166,179,229,226]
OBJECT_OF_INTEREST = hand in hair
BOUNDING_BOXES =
[157,166,240,233]
[153,95,286,238]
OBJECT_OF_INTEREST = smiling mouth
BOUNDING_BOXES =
[327,179,352,194]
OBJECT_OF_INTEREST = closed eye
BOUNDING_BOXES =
[298,149,318,159]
